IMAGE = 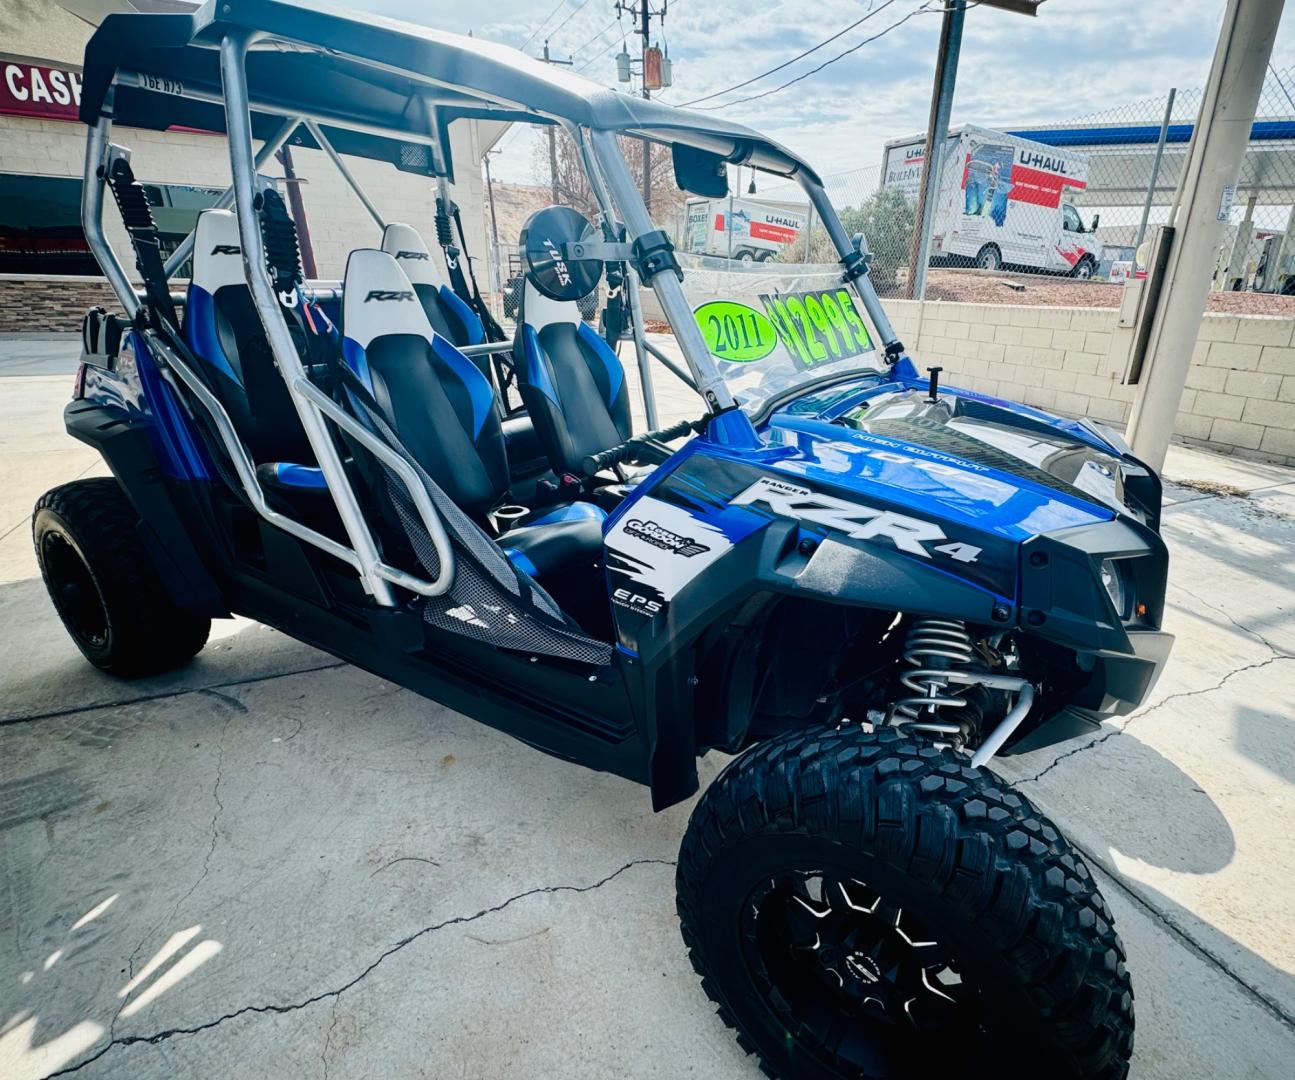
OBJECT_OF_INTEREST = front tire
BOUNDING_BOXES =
[34,478,210,677]
[677,727,1133,1079]
[1071,256,1096,280]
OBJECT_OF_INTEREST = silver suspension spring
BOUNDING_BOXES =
[891,617,979,744]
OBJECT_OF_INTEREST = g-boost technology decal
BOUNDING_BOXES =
[606,497,735,617]
[623,519,711,557]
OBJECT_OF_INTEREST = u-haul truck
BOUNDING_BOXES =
[883,125,1097,277]
[683,197,808,262]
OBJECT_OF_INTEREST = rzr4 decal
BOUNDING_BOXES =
[364,290,415,303]
[732,476,981,563]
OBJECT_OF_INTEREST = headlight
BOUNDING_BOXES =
[1100,558,1128,618]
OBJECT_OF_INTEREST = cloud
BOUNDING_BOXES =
[352,0,1294,188]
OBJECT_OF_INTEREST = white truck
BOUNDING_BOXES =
[683,197,808,262]
[882,124,1098,278]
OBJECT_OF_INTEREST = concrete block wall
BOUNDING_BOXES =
[882,299,1295,466]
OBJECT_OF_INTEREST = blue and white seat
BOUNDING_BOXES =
[182,208,326,494]
[515,277,631,477]
[339,249,605,579]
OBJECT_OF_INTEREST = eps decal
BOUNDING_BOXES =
[732,476,981,563]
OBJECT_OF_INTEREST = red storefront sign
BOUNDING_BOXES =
[1,61,83,122]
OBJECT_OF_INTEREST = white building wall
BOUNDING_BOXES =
[0,111,493,283]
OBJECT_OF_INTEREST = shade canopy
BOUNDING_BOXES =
[80,0,817,185]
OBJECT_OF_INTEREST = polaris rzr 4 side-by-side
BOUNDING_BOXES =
[35,3,1170,1076]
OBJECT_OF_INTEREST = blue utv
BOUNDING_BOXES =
[35,3,1169,1077]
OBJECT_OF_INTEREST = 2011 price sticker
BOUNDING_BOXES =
[756,288,874,371]
[694,300,779,363]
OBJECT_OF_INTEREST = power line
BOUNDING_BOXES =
[567,15,620,60]
[692,1,956,112]
[520,0,571,52]
[678,0,899,107]
[546,0,594,49]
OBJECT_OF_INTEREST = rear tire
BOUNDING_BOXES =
[677,726,1134,1080]
[34,478,210,677]
[975,244,1002,271]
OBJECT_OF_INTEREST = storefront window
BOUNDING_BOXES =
[0,173,221,275]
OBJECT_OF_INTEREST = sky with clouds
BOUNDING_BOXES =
[356,0,1295,188]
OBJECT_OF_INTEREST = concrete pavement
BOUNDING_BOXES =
[1,334,1293,1078]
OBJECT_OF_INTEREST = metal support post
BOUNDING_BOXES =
[1135,88,1176,254]
[906,0,965,300]
[1128,0,1285,470]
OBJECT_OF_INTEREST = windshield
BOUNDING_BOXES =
[678,252,887,417]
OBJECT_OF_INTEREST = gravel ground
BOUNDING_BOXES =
[905,269,1295,314]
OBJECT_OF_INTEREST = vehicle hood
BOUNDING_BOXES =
[756,373,1157,545]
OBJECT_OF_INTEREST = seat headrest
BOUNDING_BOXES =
[191,209,246,294]
[521,276,582,332]
[342,249,434,349]
[381,223,443,289]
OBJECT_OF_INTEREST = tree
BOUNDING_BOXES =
[774,187,915,295]
[531,130,684,232]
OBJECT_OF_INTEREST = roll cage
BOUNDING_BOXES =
[78,0,904,607]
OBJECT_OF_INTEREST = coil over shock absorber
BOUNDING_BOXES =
[891,617,982,746]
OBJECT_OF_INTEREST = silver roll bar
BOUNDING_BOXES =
[220,29,397,604]
[164,114,303,279]
[567,123,662,424]
[291,379,454,597]
[82,114,141,320]
[589,128,735,414]
[303,119,387,231]
[799,176,903,353]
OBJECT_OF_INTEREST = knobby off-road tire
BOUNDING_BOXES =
[34,478,210,677]
[677,726,1133,1080]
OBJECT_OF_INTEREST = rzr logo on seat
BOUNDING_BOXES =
[625,519,710,557]
[394,250,430,261]
[364,290,415,303]
[733,477,980,563]
[211,244,241,255]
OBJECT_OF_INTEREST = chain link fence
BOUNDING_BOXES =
[754,63,1295,305]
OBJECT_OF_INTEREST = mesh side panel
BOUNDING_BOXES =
[382,468,612,665]
[344,394,610,665]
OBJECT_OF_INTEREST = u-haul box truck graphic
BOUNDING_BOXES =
[684,197,808,262]
[882,125,1096,277]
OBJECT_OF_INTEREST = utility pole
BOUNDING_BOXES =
[640,1,652,210]
[483,149,500,250]
[539,41,573,204]
[615,2,668,212]
[1127,0,1284,470]
[906,0,965,300]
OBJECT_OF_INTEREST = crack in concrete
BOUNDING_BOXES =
[1169,581,1293,659]
[43,858,677,1078]
[1072,838,1295,1035]
[114,709,233,1044]
[1017,654,1292,785]
[369,856,440,878]
[1,661,348,728]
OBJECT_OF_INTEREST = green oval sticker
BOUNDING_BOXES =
[694,301,778,363]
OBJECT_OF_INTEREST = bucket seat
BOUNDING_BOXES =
[339,249,604,579]
[182,208,324,496]
[381,222,546,478]
[514,277,631,478]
